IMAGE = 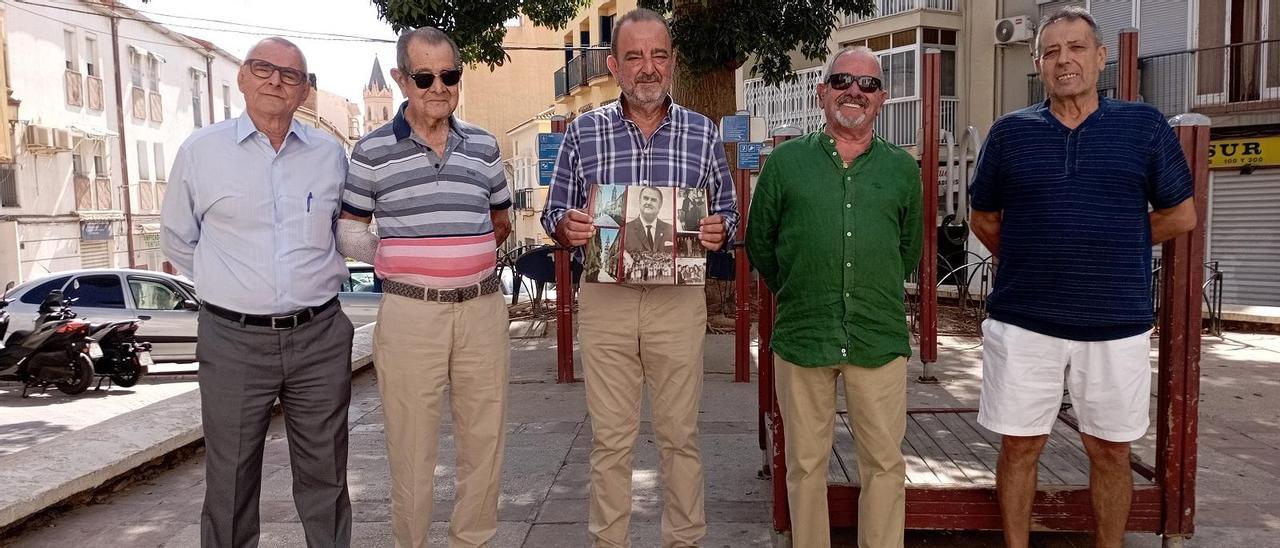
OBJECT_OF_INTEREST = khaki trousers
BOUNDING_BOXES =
[578,283,707,548]
[373,292,510,548]
[774,355,907,548]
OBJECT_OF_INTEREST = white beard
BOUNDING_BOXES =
[833,109,868,129]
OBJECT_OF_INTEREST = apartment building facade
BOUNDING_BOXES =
[0,0,248,285]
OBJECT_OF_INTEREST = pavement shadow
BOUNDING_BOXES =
[0,420,70,456]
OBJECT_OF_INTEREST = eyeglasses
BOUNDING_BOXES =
[408,69,463,89]
[244,59,307,86]
[825,73,883,93]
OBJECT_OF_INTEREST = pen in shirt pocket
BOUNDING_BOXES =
[306,192,313,213]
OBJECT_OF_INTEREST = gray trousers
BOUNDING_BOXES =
[197,302,355,548]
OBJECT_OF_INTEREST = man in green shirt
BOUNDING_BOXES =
[746,46,922,548]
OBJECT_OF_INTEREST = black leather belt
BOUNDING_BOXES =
[203,297,338,330]
[384,273,501,303]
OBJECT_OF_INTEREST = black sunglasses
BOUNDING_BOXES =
[825,73,883,93]
[408,69,463,89]
[244,59,307,86]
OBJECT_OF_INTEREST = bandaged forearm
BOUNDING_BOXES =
[336,219,379,264]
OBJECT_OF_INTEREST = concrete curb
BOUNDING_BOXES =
[0,323,377,531]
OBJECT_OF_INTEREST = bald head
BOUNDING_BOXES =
[246,37,307,74]
[824,46,881,79]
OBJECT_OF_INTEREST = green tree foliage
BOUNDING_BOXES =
[368,0,591,67]
[641,0,873,85]
[369,0,872,85]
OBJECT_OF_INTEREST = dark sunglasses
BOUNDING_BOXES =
[408,69,463,89]
[244,59,307,86]
[825,73,883,93]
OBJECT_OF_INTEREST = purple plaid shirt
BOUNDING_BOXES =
[540,98,739,243]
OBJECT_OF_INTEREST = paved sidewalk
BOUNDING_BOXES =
[3,331,1280,547]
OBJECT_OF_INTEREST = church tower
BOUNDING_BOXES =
[363,56,393,134]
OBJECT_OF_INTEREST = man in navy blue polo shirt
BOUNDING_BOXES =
[968,8,1197,548]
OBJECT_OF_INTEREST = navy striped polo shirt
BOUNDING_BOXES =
[969,97,1193,341]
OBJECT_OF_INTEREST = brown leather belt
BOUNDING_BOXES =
[383,273,502,303]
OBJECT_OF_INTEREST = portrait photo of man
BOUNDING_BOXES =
[623,186,674,253]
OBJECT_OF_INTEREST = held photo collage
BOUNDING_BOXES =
[583,184,708,286]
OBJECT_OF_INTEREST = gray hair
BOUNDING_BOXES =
[611,8,671,56]
[396,27,461,71]
[1034,6,1102,57]
[246,37,307,74]
[823,46,880,79]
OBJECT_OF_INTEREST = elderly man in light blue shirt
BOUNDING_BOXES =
[161,37,355,548]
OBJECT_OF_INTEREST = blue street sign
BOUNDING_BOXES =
[538,159,556,186]
[537,133,564,160]
[737,142,763,170]
[720,115,750,143]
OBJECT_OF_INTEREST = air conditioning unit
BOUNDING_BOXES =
[52,129,74,152]
[995,16,1034,45]
[23,125,55,152]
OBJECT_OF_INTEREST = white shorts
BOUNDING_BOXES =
[977,318,1153,442]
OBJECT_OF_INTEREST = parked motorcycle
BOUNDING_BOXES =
[0,290,101,397]
[87,319,152,388]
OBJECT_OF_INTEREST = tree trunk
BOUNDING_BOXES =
[672,63,737,122]
[669,2,743,323]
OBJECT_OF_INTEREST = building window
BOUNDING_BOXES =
[600,15,615,45]
[64,30,78,71]
[130,49,143,87]
[73,150,89,176]
[222,84,232,120]
[1,165,18,207]
[153,143,166,181]
[192,71,204,128]
[93,141,110,176]
[147,56,160,92]
[136,140,150,181]
[879,49,916,98]
[84,35,99,77]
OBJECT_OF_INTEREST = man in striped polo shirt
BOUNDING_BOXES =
[336,27,511,548]
[541,9,738,547]
[969,8,1196,548]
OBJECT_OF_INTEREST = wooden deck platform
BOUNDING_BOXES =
[822,409,1162,532]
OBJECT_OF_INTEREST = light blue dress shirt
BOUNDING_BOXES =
[160,114,349,315]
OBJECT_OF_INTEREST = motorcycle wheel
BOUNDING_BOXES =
[110,359,143,387]
[55,353,94,395]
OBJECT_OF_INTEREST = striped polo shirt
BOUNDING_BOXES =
[969,97,1193,341]
[343,102,511,289]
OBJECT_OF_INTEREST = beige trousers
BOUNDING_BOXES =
[774,355,907,548]
[373,292,510,548]
[578,283,708,548]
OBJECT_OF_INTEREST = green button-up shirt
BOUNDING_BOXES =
[746,131,923,368]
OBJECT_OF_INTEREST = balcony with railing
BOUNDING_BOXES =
[875,97,958,147]
[554,48,611,99]
[841,0,958,27]
[1025,39,1280,118]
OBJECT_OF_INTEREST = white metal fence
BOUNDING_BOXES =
[744,67,827,134]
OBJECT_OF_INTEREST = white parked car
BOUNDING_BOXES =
[3,266,383,363]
